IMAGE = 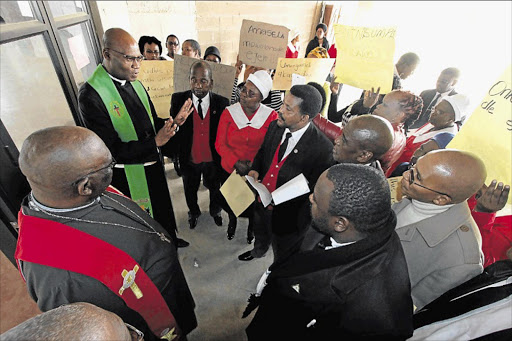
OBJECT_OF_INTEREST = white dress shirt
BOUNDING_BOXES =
[279,122,310,159]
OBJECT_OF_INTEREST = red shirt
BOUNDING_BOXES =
[215,105,277,173]
[468,195,512,267]
[381,124,406,177]
[191,107,213,164]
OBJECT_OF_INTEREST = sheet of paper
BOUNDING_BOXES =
[245,175,272,207]
[272,173,310,206]
[139,60,174,118]
[238,19,289,70]
[68,34,90,70]
[219,172,255,217]
[273,58,334,90]
[334,24,396,93]
[291,73,306,86]
[387,176,403,205]
[173,54,235,100]
[447,64,512,214]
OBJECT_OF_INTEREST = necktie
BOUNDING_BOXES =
[278,132,292,161]
[426,93,440,113]
[197,98,203,119]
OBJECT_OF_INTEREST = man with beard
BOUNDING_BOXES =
[246,164,413,340]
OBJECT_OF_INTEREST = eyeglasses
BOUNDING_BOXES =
[107,48,144,63]
[72,158,116,185]
[125,323,144,341]
[145,49,160,55]
[240,86,259,99]
[167,41,179,46]
[407,163,451,198]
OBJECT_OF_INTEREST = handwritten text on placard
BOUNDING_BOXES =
[239,19,289,70]
[139,60,174,119]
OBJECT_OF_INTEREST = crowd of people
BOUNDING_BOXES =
[3,23,511,341]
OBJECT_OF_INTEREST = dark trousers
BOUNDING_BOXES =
[111,161,178,244]
[250,202,273,258]
[182,161,221,217]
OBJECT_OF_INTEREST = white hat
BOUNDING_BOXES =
[247,70,273,100]
[443,94,470,122]
[289,29,300,42]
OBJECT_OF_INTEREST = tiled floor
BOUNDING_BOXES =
[0,161,274,340]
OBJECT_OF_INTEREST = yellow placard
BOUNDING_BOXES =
[138,60,174,119]
[219,172,255,217]
[272,58,335,90]
[387,176,403,205]
[447,65,512,209]
[334,25,396,93]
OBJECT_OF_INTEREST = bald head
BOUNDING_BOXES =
[333,115,394,163]
[406,149,486,204]
[103,28,136,51]
[1,303,131,341]
[19,126,112,205]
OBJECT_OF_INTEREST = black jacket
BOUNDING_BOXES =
[305,36,330,57]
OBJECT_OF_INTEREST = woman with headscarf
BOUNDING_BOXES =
[285,29,300,58]
[305,23,330,58]
[216,70,278,242]
[386,94,469,176]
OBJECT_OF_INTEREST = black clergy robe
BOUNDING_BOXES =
[78,79,178,241]
[18,191,197,340]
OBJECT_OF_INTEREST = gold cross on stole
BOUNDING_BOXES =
[119,265,143,299]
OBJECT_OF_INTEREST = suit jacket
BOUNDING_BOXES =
[247,217,414,340]
[169,90,229,168]
[252,121,334,235]
[393,199,483,310]
[410,89,458,129]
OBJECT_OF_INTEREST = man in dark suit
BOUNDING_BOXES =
[170,60,229,229]
[245,164,413,340]
[409,67,460,130]
[239,84,334,262]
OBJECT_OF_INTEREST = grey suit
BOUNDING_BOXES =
[393,199,483,310]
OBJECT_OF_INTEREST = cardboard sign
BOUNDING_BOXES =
[273,58,335,90]
[173,54,235,100]
[334,25,396,93]
[138,60,174,118]
[448,64,512,209]
[387,176,403,205]
[238,19,289,70]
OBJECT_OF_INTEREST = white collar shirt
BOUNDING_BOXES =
[280,122,310,160]
[192,93,210,119]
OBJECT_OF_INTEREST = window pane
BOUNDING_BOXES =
[47,1,84,17]
[0,1,36,24]
[58,22,97,88]
[1,35,75,149]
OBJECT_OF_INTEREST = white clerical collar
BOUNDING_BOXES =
[107,72,127,86]
[326,238,356,250]
[192,93,210,118]
[29,192,100,213]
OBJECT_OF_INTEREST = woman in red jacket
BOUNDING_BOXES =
[216,70,278,242]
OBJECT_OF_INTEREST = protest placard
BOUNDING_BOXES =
[273,58,335,90]
[238,19,289,70]
[138,60,174,118]
[334,24,396,93]
[173,54,236,100]
[448,64,512,209]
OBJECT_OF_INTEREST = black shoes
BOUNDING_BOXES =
[213,214,223,226]
[188,213,200,229]
[238,250,254,261]
[177,238,190,248]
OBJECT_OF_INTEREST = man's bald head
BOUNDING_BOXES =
[1,302,132,341]
[19,126,112,204]
[403,149,486,204]
[103,28,136,51]
[333,115,394,163]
